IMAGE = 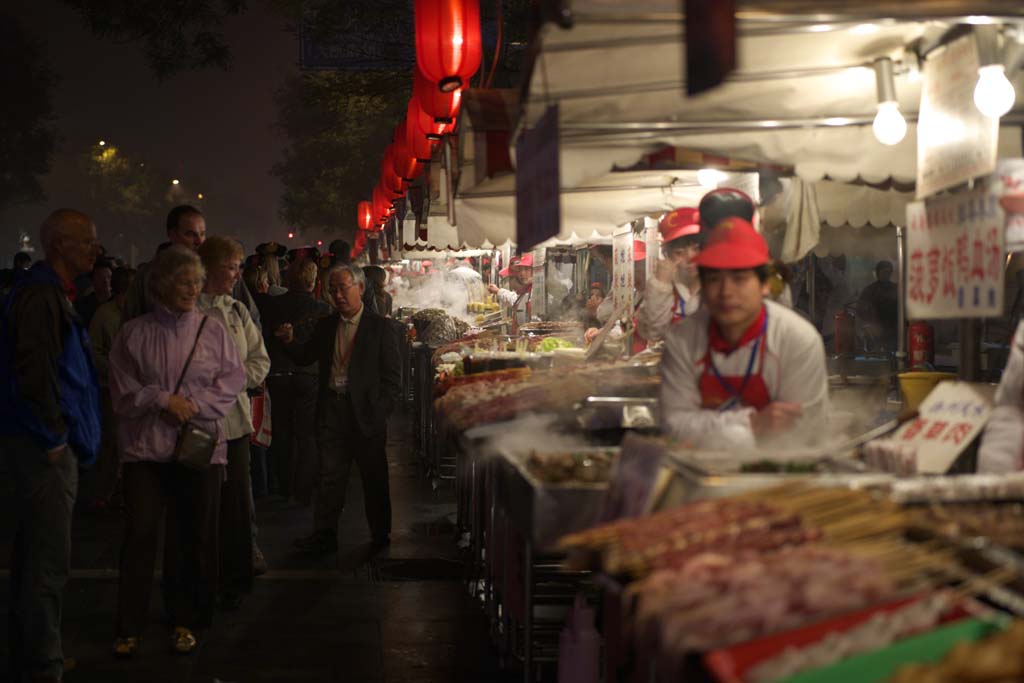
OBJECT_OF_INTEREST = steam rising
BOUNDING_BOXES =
[394,269,481,324]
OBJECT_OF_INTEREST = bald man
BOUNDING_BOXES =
[1,209,103,682]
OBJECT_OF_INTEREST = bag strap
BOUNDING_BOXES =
[173,315,208,395]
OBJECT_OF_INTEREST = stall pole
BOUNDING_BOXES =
[896,225,908,372]
[959,319,982,381]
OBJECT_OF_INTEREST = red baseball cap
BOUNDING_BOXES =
[499,253,534,277]
[633,240,647,262]
[694,218,769,269]
[658,207,701,243]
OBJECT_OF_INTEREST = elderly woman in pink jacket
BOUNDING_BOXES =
[108,245,245,658]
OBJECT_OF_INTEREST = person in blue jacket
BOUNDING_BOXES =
[0,208,102,683]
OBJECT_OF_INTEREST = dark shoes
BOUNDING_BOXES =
[293,530,337,555]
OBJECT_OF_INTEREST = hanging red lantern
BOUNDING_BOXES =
[357,200,373,231]
[373,184,391,224]
[415,0,482,93]
[381,149,405,196]
[414,67,462,123]
[391,135,420,181]
[406,99,440,161]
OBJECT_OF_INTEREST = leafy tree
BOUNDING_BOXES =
[79,142,167,224]
[272,71,410,238]
[0,11,58,209]
[59,0,247,79]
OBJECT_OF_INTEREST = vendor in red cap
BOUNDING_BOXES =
[660,217,828,449]
[637,206,702,342]
[488,253,534,328]
[584,240,648,350]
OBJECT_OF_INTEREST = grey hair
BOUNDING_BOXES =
[327,263,366,288]
[148,244,205,306]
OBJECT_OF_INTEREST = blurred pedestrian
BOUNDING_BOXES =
[88,266,136,508]
[1,209,102,683]
[196,237,270,608]
[74,258,113,328]
[108,245,244,658]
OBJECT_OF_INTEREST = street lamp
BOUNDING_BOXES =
[197,193,204,199]
[98,140,106,146]
[171,179,180,185]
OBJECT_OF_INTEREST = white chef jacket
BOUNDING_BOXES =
[978,321,1024,473]
[496,286,531,325]
[659,300,830,450]
[637,278,700,343]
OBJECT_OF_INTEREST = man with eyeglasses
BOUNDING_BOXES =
[1,209,103,683]
[274,263,402,554]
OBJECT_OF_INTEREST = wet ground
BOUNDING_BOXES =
[0,412,510,682]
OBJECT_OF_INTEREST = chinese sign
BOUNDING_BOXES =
[917,33,999,199]
[516,105,560,251]
[891,381,996,473]
[612,227,635,320]
[905,185,1004,319]
[993,159,1024,253]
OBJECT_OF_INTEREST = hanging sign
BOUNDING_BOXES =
[612,226,635,320]
[889,381,995,474]
[515,105,560,250]
[993,159,1024,253]
[905,183,1004,319]
[916,33,999,199]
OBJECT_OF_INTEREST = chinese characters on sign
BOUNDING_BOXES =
[905,185,1004,320]
[916,33,999,199]
[612,227,635,320]
[891,381,995,473]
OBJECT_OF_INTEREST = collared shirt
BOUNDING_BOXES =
[330,303,364,392]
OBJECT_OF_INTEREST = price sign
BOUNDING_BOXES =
[891,381,996,473]
[612,227,635,320]
[905,184,1004,319]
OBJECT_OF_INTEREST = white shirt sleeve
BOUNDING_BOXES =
[659,322,757,449]
[637,278,675,342]
[495,287,519,306]
[770,310,830,442]
[978,322,1024,473]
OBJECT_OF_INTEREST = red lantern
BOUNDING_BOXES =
[414,67,462,123]
[391,136,420,181]
[373,184,391,224]
[406,100,439,161]
[381,149,405,196]
[415,0,482,93]
[357,200,373,231]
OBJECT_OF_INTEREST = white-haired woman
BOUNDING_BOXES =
[108,245,245,657]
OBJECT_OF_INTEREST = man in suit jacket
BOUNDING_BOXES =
[275,263,402,553]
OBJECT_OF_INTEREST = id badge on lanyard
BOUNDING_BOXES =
[707,312,767,412]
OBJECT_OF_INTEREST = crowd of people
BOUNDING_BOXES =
[1,206,403,682]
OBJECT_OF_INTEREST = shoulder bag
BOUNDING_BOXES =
[171,316,216,471]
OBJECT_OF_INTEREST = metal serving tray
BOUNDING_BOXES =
[496,449,617,550]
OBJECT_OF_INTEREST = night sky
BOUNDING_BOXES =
[3,0,301,264]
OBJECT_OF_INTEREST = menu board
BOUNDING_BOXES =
[612,227,635,320]
[905,184,1005,319]
[890,381,996,474]
[916,33,999,199]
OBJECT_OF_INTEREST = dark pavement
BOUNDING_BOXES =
[1,412,508,682]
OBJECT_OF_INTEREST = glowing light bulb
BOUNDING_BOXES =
[171,179,180,185]
[872,101,907,145]
[197,193,204,199]
[98,140,106,146]
[697,168,728,189]
[287,231,295,240]
[974,64,1016,118]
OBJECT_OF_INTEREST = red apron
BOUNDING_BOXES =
[697,309,771,411]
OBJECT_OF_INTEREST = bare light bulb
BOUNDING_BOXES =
[872,101,907,145]
[974,64,1016,118]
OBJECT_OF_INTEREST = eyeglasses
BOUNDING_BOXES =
[328,281,360,294]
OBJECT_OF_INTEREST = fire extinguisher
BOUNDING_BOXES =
[834,310,856,354]
[908,321,934,368]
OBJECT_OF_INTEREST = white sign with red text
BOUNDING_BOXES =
[612,227,635,319]
[891,381,995,473]
[905,185,1005,319]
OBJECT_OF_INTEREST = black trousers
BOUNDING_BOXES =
[117,462,222,636]
[267,374,319,504]
[5,436,77,682]
[220,437,254,595]
[314,392,391,540]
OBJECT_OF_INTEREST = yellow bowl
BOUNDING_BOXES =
[897,371,957,412]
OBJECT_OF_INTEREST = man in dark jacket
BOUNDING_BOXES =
[275,263,401,554]
[259,259,331,502]
[0,209,102,683]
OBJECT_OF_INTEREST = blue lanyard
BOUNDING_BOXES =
[675,290,686,319]
[707,310,768,411]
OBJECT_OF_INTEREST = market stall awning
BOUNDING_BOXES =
[521,1,1024,187]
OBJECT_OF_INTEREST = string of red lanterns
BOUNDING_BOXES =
[356,0,481,239]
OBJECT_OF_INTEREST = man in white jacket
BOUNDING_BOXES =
[660,217,829,450]
[638,206,702,343]
[978,322,1024,472]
